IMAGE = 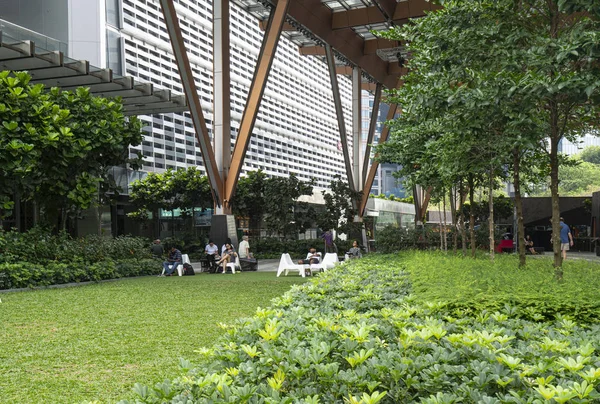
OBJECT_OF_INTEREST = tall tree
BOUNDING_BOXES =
[232,170,267,235]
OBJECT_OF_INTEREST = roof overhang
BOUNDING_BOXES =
[0,31,188,116]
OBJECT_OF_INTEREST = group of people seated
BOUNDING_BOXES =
[297,240,363,266]
[205,236,252,273]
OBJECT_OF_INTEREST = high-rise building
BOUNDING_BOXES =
[1,0,364,190]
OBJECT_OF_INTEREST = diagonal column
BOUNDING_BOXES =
[352,66,362,193]
[224,0,291,207]
[325,44,355,192]
[159,0,223,205]
[358,102,398,216]
[362,83,382,185]
[213,0,231,214]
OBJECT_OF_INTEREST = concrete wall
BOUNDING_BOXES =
[68,0,104,66]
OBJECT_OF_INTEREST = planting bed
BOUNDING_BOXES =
[122,253,600,403]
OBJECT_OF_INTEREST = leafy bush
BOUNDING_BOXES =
[0,258,159,290]
[121,255,600,403]
[375,225,441,252]
[0,227,151,264]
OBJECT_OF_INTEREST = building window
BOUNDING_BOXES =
[106,30,123,75]
[106,0,122,28]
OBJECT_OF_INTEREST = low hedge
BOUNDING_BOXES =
[0,227,151,264]
[120,255,600,403]
[0,258,160,290]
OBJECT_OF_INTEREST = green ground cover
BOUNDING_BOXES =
[124,254,600,403]
[403,251,600,323]
[0,273,306,403]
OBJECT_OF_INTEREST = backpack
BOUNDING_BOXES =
[183,263,195,276]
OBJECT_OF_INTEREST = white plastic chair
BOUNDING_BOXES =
[276,253,308,277]
[176,254,191,276]
[310,253,339,273]
[225,255,241,274]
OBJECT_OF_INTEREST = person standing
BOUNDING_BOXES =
[322,230,334,253]
[560,217,574,260]
[151,239,164,258]
[162,246,182,276]
[238,235,250,259]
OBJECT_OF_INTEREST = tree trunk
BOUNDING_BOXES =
[512,148,527,267]
[550,103,563,276]
[459,180,467,255]
[442,191,448,252]
[468,174,476,257]
[488,165,495,260]
[450,187,458,253]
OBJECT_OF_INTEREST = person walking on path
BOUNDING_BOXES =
[560,217,574,261]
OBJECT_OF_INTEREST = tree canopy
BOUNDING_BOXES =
[0,71,142,228]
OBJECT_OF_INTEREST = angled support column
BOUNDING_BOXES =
[358,103,398,216]
[213,0,231,214]
[224,0,290,207]
[159,0,223,205]
[352,67,362,192]
[325,44,355,192]
[362,83,382,185]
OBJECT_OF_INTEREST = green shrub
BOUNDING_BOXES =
[121,255,600,403]
[0,258,160,290]
[0,227,151,264]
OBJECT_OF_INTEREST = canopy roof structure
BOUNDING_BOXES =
[0,31,187,116]
[234,0,440,89]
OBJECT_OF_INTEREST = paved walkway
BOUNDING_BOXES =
[190,258,280,273]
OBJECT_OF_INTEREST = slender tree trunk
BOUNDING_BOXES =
[442,191,448,252]
[550,105,563,276]
[450,187,458,253]
[459,180,467,255]
[548,1,563,277]
[512,148,527,267]
[488,165,495,260]
[468,174,476,257]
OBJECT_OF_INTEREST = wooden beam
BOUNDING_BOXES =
[159,0,223,205]
[259,20,295,31]
[332,1,440,29]
[285,0,398,89]
[336,65,352,75]
[299,45,326,56]
[224,0,290,207]
[361,82,378,92]
[359,102,398,216]
[364,38,399,55]
[372,0,398,20]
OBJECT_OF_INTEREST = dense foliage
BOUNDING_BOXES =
[0,258,158,290]
[0,71,142,227]
[120,254,600,403]
[0,227,150,264]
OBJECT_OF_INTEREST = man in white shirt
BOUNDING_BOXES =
[238,236,250,259]
[205,240,219,272]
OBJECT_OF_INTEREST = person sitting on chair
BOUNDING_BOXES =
[162,246,182,276]
[347,240,362,259]
[298,247,321,265]
[524,235,537,255]
[205,240,219,272]
[216,243,237,273]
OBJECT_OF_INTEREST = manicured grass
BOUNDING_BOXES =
[0,272,306,403]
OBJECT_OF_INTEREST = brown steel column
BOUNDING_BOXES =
[213,0,231,214]
[325,44,355,192]
[359,103,398,216]
[224,0,291,207]
[159,0,223,205]
[352,66,362,193]
[362,83,382,186]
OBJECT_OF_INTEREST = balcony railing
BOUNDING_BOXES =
[0,18,68,54]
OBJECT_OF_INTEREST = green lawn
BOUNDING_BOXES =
[0,272,306,403]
